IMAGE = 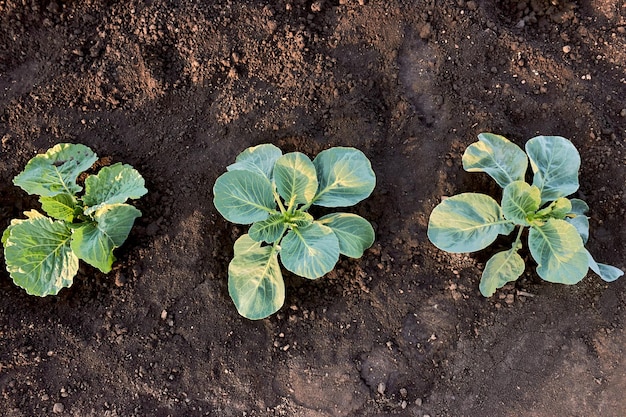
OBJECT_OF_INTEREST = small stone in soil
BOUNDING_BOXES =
[53,403,65,413]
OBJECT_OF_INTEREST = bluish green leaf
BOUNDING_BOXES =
[525,136,580,204]
[13,143,98,197]
[528,219,588,284]
[480,247,525,297]
[462,133,528,188]
[39,194,78,222]
[427,193,515,253]
[227,144,282,180]
[569,198,589,215]
[70,204,141,273]
[318,213,375,258]
[228,235,284,320]
[249,214,287,243]
[274,152,318,206]
[281,222,340,279]
[501,181,540,225]
[312,147,376,207]
[586,250,624,283]
[3,216,78,296]
[83,163,147,214]
[213,170,277,224]
[566,198,590,243]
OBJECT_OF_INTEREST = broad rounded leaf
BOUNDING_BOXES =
[228,235,284,320]
[281,222,339,279]
[427,193,515,253]
[13,143,98,197]
[462,133,528,188]
[213,170,277,224]
[525,136,580,204]
[3,216,78,296]
[569,198,589,215]
[586,250,624,283]
[501,181,540,225]
[274,152,318,205]
[528,219,588,284]
[249,214,287,243]
[83,163,147,214]
[40,194,78,222]
[480,248,525,297]
[70,204,141,273]
[312,147,376,207]
[566,214,589,244]
[318,213,375,258]
[227,144,282,180]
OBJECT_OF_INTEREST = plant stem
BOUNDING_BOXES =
[512,225,525,250]
[274,188,287,214]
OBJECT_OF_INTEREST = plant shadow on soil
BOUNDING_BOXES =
[1,1,625,416]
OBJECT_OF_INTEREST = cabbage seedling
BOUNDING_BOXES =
[2,143,147,296]
[213,144,376,320]
[428,133,623,296]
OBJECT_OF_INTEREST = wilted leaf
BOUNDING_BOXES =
[70,204,141,272]
[13,143,98,197]
[83,163,147,214]
[3,216,78,296]
[480,247,525,297]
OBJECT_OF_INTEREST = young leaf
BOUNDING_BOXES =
[227,144,283,180]
[564,198,590,243]
[281,222,340,279]
[427,193,515,253]
[228,235,284,320]
[480,247,525,297]
[82,163,148,214]
[274,152,318,205]
[40,194,78,222]
[3,216,79,296]
[569,198,589,215]
[501,181,540,225]
[213,170,277,224]
[70,204,142,273]
[312,147,376,207]
[535,198,572,220]
[528,219,588,284]
[525,136,580,204]
[462,133,528,188]
[318,213,375,258]
[586,250,624,283]
[286,211,314,228]
[13,143,98,197]
[249,214,287,243]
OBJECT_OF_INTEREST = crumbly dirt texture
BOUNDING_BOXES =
[1,1,625,416]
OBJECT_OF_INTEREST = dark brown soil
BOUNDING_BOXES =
[1,1,625,416]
